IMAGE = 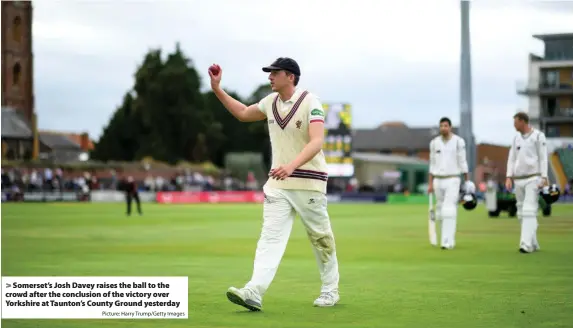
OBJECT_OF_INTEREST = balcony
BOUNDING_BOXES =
[541,107,573,123]
[516,80,573,96]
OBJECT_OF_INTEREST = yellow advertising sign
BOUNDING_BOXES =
[322,103,353,177]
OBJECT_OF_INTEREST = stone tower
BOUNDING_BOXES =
[1,0,35,123]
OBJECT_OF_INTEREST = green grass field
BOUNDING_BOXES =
[2,202,573,328]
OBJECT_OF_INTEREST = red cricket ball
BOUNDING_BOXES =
[209,64,220,75]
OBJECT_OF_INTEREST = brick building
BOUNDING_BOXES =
[352,121,510,184]
[1,0,34,123]
[1,1,94,162]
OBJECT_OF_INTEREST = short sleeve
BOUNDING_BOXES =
[308,95,325,124]
[257,99,266,114]
[257,93,275,115]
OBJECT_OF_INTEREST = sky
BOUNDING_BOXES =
[30,0,573,146]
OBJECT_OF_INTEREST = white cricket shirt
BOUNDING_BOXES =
[429,134,469,177]
[258,88,329,194]
[506,129,548,179]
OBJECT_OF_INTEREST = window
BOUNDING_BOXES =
[12,63,21,85]
[564,40,573,60]
[12,16,22,42]
[545,40,573,60]
[546,125,559,137]
[543,70,559,87]
[545,97,557,116]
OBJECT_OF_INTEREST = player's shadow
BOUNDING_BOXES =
[232,303,346,314]
[233,310,265,315]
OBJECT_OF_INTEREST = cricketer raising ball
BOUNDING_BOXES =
[209,64,220,75]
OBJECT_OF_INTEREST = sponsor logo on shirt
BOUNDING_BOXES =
[311,108,324,116]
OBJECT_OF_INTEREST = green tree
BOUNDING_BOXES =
[92,44,276,168]
[92,44,213,164]
[203,89,248,166]
[246,84,273,170]
[90,92,137,161]
[203,83,273,168]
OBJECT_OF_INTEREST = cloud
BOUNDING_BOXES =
[28,0,573,147]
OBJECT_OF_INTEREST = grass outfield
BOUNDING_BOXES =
[1,202,573,328]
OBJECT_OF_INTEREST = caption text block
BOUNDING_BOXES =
[2,276,188,319]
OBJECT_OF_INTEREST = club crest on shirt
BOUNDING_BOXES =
[296,120,302,129]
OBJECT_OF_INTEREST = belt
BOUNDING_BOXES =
[511,174,540,180]
[433,175,460,179]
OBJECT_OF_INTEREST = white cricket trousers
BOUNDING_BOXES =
[514,176,541,250]
[433,176,461,248]
[244,185,340,299]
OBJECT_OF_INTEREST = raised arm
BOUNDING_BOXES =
[213,87,266,122]
[457,138,469,181]
[208,64,266,122]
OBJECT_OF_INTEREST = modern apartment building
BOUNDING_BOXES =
[517,33,573,189]
[517,33,573,136]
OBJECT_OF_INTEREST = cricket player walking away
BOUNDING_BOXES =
[428,117,473,250]
[208,57,340,311]
[505,112,548,253]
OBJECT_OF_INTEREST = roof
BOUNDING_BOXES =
[39,132,82,150]
[352,124,459,151]
[352,152,429,165]
[39,130,94,150]
[1,107,89,152]
[533,33,573,41]
[529,53,543,62]
[67,133,95,150]
[1,107,33,139]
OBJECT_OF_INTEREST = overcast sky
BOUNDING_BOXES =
[31,0,573,146]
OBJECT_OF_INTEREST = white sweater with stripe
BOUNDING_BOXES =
[258,88,328,194]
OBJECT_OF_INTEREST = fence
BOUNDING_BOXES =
[2,190,572,204]
[1,189,388,204]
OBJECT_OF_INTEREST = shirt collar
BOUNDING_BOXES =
[279,88,302,103]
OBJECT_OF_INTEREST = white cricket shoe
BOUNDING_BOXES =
[521,243,540,253]
[519,243,533,253]
[226,287,262,311]
[532,240,541,251]
[313,291,340,307]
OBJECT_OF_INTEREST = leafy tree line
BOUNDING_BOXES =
[90,44,272,169]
